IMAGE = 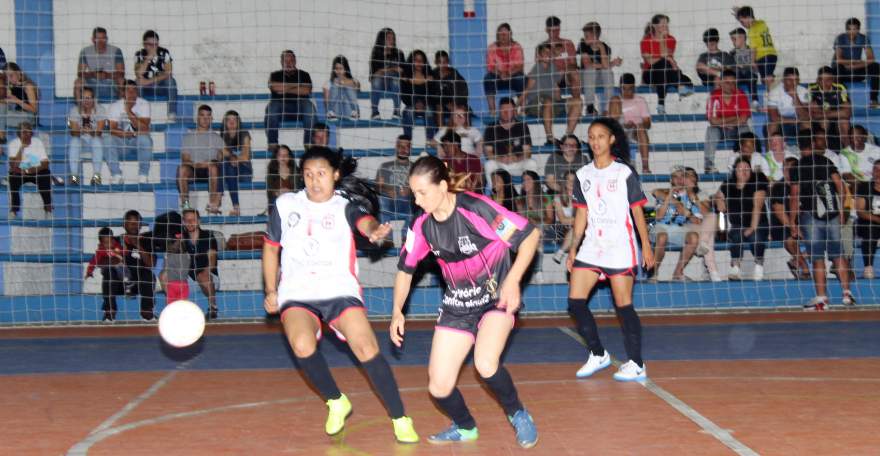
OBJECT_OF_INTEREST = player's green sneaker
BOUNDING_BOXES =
[325,394,352,435]
[427,423,479,444]
[391,416,419,443]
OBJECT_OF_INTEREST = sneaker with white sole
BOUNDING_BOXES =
[753,264,764,281]
[728,264,742,281]
[575,350,611,378]
[709,270,723,282]
[803,295,828,311]
[864,266,875,279]
[695,243,709,257]
[613,360,646,382]
[842,290,856,306]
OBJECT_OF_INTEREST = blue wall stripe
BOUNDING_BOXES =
[449,0,488,118]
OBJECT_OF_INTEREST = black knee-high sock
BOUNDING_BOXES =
[361,354,405,419]
[481,366,523,417]
[568,298,605,356]
[616,305,643,367]
[296,351,342,401]
[433,388,476,430]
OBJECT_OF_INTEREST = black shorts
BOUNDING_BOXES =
[436,304,514,340]
[572,260,636,280]
[280,296,365,341]
[183,163,216,181]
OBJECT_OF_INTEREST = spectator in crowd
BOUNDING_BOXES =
[649,169,703,281]
[811,125,850,174]
[307,122,333,151]
[842,125,880,182]
[4,62,38,130]
[375,134,413,222]
[521,43,582,146]
[182,208,219,319]
[716,157,770,280]
[763,131,798,182]
[766,67,810,139]
[266,50,316,150]
[220,110,252,216]
[369,28,404,120]
[432,104,482,157]
[855,159,880,278]
[266,144,298,213]
[119,209,156,320]
[484,23,525,118]
[734,6,778,88]
[518,170,552,282]
[85,227,127,322]
[491,169,518,212]
[578,21,621,114]
[729,28,760,107]
[401,49,435,140]
[727,131,771,177]
[67,86,108,185]
[706,69,752,173]
[107,79,152,184]
[683,167,722,282]
[74,27,124,103]
[8,122,51,218]
[542,16,581,102]
[323,55,360,121]
[769,156,811,279]
[696,28,734,87]
[439,130,482,192]
[791,131,855,309]
[483,97,537,179]
[430,50,469,129]
[833,18,880,109]
[640,14,693,114]
[810,66,852,150]
[177,104,223,212]
[607,73,653,173]
[551,170,576,263]
[544,133,589,194]
[134,30,178,121]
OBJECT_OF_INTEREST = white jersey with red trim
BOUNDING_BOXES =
[265,190,370,304]
[572,160,647,269]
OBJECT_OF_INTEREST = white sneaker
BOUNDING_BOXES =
[112,174,124,185]
[695,243,709,257]
[552,250,567,264]
[709,270,723,282]
[613,360,646,382]
[575,350,611,378]
[864,266,875,279]
[753,264,764,281]
[138,175,148,184]
[728,265,741,281]
[803,295,828,311]
[842,290,856,306]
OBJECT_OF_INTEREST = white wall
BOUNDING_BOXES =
[488,0,865,85]
[53,0,448,97]
[0,0,15,64]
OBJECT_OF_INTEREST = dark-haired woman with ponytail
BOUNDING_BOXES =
[391,156,541,448]
[566,117,654,382]
[262,146,419,443]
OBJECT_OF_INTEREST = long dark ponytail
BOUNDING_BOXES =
[300,146,379,216]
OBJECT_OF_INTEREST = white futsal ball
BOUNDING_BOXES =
[159,300,206,348]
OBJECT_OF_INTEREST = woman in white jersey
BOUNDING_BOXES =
[262,146,418,443]
[566,117,655,382]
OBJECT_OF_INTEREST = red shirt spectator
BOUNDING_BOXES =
[86,237,125,277]
[707,87,751,119]
[640,35,677,70]
[487,41,524,75]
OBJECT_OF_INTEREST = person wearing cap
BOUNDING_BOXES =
[696,28,734,87]
[809,66,852,150]
[577,21,622,114]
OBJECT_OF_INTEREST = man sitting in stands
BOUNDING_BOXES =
[178,105,224,213]
[483,97,537,181]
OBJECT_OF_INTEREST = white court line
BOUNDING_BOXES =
[558,326,759,456]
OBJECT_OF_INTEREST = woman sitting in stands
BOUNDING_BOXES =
[220,110,252,216]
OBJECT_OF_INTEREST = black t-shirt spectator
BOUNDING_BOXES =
[270,69,313,101]
[576,41,611,68]
[719,174,769,228]
[135,47,173,79]
[856,181,880,226]
[768,181,789,224]
[185,229,218,277]
[370,48,405,78]
[483,121,532,158]
[429,67,468,110]
[791,154,840,220]
[119,232,154,269]
[401,71,430,109]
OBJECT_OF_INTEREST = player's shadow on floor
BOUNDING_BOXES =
[158,335,206,362]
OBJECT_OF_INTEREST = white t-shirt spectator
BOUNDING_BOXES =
[9,137,48,169]
[434,126,483,156]
[766,84,810,119]
[107,98,151,133]
[621,96,651,126]
[849,142,880,180]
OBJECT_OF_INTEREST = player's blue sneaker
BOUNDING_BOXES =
[613,360,647,382]
[508,409,538,448]
[427,423,478,444]
[576,350,611,378]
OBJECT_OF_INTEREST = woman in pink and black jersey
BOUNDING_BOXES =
[566,117,654,382]
[391,156,541,448]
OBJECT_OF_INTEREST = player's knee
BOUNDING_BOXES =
[686,232,699,244]
[348,336,379,362]
[289,334,317,358]
[428,375,456,398]
[473,357,499,378]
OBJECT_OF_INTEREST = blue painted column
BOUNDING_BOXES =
[448,0,488,121]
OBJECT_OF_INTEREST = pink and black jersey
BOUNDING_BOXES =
[398,192,535,314]
[265,190,372,304]
[572,161,647,269]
